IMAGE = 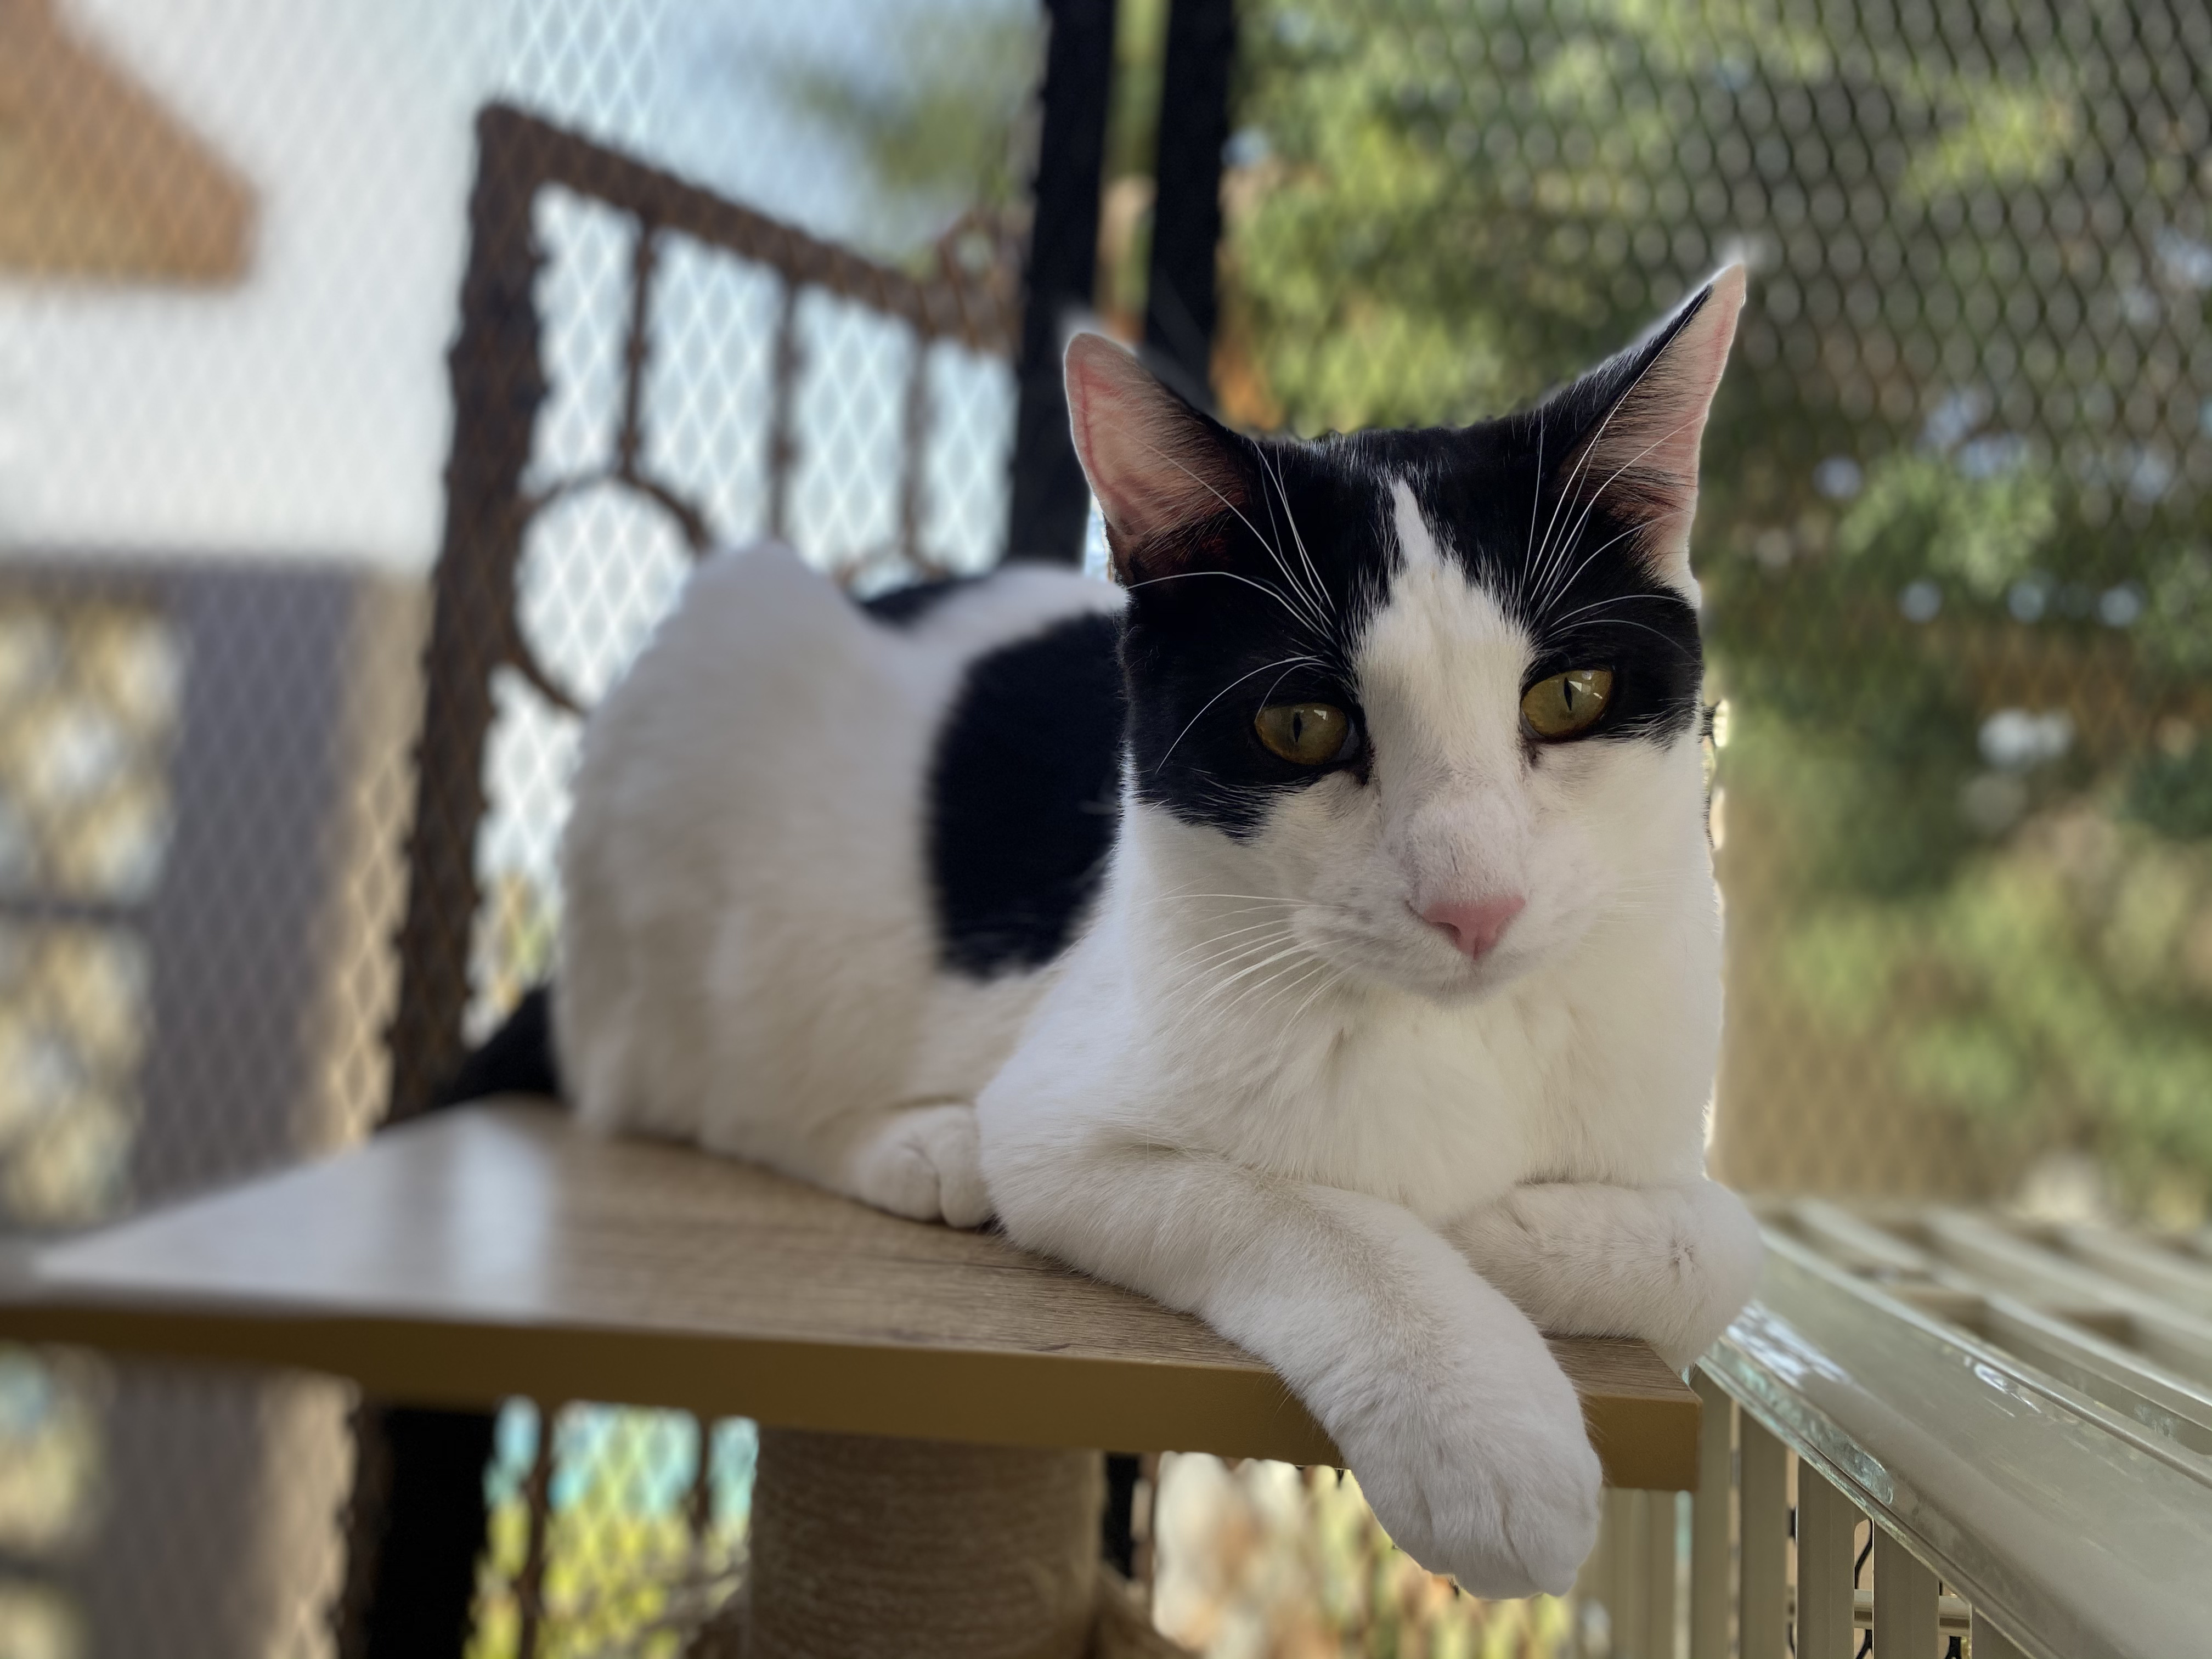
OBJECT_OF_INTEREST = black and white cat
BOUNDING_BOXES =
[554,267,1762,1597]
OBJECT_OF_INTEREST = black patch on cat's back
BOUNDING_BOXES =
[928,611,1125,978]
[860,577,980,627]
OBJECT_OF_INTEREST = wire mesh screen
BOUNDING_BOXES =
[467,1403,754,1659]
[5,0,2211,1654]
[1208,0,2212,1224]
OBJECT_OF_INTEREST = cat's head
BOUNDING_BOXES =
[1065,268,1743,1003]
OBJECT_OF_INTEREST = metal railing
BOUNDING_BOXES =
[1576,1212,2212,1659]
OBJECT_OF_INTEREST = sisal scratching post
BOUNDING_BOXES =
[746,1429,1104,1659]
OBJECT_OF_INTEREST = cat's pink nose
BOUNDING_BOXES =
[1421,895,1526,959]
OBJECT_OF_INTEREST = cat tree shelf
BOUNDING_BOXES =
[0,1102,1697,1489]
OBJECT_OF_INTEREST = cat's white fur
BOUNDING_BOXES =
[558,273,1762,1598]
[558,548,1119,1226]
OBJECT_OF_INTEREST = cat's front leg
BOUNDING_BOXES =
[1443,1180,1763,1371]
[986,1138,1601,1596]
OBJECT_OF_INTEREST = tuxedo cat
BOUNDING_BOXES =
[554,266,1762,1596]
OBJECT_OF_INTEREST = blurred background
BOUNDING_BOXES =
[1,0,2208,1652]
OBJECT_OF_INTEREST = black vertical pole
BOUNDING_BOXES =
[1008,0,1119,565]
[1144,0,1236,404]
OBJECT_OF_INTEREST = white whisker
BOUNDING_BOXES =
[1273,963,1347,1031]
[1121,569,1327,639]
[1535,408,1708,613]
[1526,409,1545,565]
[1549,615,1699,656]
[1527,342,1672,597]
[1259,442,1332,622]
[1158,922,1299,977]
[1167,952,1321,1035]
[1158,896,1303,910]
[1534,506,1693,618]
[1154,653,1326,772]
[1125,433,1334,639]
[1190,948,1326,1027]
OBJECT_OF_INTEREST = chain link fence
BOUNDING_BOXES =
[3,0,2208,1654]
[1213,0,2212,1224]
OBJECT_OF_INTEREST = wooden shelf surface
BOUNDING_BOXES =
[0,1103,1699,1488]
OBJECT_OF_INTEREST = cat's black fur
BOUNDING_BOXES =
[1116,292,1712,840]
[437,983,560,1104]
[902,291,1713,972]
[859,576,982,627]
[928,610,1127,977]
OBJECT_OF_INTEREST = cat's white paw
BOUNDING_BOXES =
[1453,1182,1763,1371]
[847,1104,994,1228]
[1629,1184,1764,1369]
[1335,1355,1601,1598]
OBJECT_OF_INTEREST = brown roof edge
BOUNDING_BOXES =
[0,0,256,283]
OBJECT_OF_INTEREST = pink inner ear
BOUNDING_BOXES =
[1574,265,1746,572]
[1064,333,1243,548]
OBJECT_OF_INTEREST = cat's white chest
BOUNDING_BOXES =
[1226,971,1617,1221]
[1064,893,1717,1225]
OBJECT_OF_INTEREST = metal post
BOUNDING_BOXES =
[1143,0,1235,405]
[1689,1372,1735,1659]
[1873,1530,1939,1659]
[1641,1491,1680,1659]
[1796,1464,1859,1659]
[1571,1484,1620,1658]
[1007,0,1118,564]
[1737,1418,1788,1659]
[1606,1488,1649,1655]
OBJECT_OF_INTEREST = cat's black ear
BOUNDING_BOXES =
[1547,264,1745,590]
[1064,332,1247,584]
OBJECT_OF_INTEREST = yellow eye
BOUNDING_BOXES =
[1520,668,1615,739]
[1255,702,1356,766]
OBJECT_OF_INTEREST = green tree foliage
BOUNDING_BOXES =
[1226,0,2212,1211]
[779,0,1044,258]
